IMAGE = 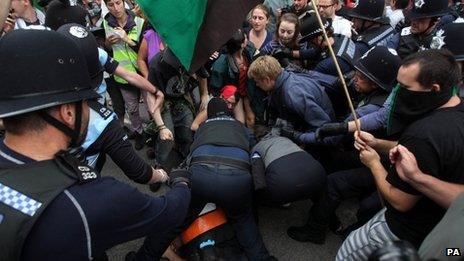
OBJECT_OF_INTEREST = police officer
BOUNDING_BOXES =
[0,29,191,261]
[314,46,402,147]
[54,23,171,189]
[187,98,274,261]
[390,0,449,59]
[345,0,396,55]
[299,14,357,76]
[431,21,464,96]
[248,55,335,134]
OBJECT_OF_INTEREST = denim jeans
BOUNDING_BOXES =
[189,164,270,261]
[155,98,193,168]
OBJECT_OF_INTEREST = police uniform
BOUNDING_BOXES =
[187,98,271,261]
[56,24,153,184]
[394,0,450,58]
[0,29,191,261]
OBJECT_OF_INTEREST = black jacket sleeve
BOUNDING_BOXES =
[87,120,152,184]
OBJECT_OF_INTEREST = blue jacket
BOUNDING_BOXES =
[270,70,335,131]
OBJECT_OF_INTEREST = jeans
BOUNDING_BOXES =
[155,99,193,168]
[188,164,270,261]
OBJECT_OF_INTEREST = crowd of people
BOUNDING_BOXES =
[1,0,464,260]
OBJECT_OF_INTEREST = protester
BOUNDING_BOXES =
[103,0,146,149]
[248,4,273,51]
[316,0,352,37]
[210,29,267,127]
[337,49,464,260]
[261,12,301,67]
[248,55,334,140]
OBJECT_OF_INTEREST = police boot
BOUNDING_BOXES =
[286,215,327,244]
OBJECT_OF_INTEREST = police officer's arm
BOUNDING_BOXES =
[391,145,464,208]
[88,120,154,183]
[347,91,394,132]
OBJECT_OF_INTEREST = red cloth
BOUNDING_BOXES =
[221,85,238,99]
[238,61,248,97]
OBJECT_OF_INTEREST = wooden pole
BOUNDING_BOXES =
[312,0,361,132]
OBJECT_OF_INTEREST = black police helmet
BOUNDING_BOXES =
[0,29,98,118]
[207,98,232,119]
[345,0,390,24]
[300,12,331,43]
[431,21,464,61]
[354,46,401,92]
[57,23,103,90]
[406,0,449,20]
[45,0,88,30]
[369,241,420,261]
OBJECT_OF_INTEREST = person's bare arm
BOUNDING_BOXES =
[0,0,11,30]
[354,131,397,154]
[391,145,464,208]
[137,38,149,79]
[114,65,158,94]
[191,109,207,131]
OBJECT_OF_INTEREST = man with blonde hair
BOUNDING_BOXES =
[248,56,335,142]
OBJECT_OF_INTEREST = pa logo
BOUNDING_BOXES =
[446,248,462,256]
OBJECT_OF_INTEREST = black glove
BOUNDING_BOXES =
[168,169,191,188]
[280,126,302,143]
[315,122,348,141]
[271,48,292,59]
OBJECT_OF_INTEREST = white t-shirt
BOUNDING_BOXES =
[386,6,405,29]
[14,8,45,30]
[332,15,352,38]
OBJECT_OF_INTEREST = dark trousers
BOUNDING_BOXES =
[106,76,126,123]
[189,164,270,261]
[257,152,326,205]
[309,167,382,231]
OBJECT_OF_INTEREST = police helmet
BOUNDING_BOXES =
[354,46,401,92]
[345,0,390,24]
[406,0,449,20]
[299,12,331,43]
[431,20,464,61]
[0,29,98,118]
[57,23,103,90]
[45,0,88,31]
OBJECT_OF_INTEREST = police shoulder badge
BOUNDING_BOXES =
[69,26,88,39]
[430,29,446,50]
[415,0,425,9]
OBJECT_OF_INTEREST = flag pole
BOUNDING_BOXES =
[312,0,385,207]
[312,0,361,133]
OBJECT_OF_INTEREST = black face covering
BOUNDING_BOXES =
[387,84,454,135]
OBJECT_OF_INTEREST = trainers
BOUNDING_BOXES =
[134,132,145,150]
[287,224,326,244]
